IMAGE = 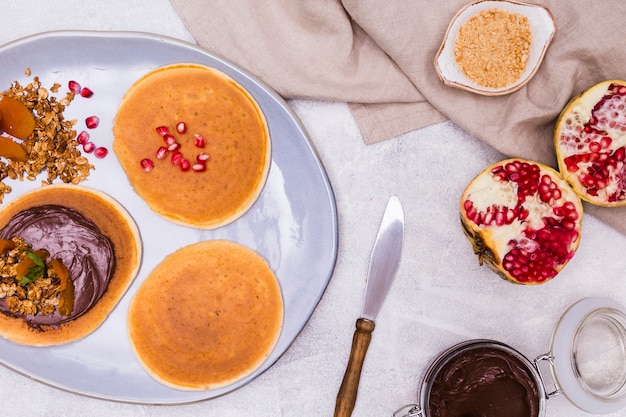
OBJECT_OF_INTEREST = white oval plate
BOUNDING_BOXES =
[0,31,338,404]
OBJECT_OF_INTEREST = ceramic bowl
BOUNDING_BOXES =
[434,0,556,96]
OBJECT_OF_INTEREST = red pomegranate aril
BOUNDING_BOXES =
[94,147,108,159]
[168,141,181,152]
[140,158,154,172]
[82,141,95,153]
[156,126,170,136]
[180,158,191,171]
[171,151,183,165]
[192,162,206,172]
[194,133,206,148]
[163,133,176,146]
[80,87,94,98]
[85,116,99,129]
[155,146,168,159]
[68,80,81,94]
[176,121,187,134]
[197,152,210,162]
[76,131,89,145]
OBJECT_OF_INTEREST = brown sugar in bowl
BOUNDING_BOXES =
[434,0,556,96]
[113,63,271,229]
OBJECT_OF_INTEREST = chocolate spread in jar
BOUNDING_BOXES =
[427,345,540,417]
[0,204,115,329]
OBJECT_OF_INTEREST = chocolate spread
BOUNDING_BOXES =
[0,204,115,329]
[427,345,540,417]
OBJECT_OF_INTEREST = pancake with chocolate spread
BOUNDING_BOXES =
[112,63,271,229]
[128,240,283,390]
[0,185,141,346]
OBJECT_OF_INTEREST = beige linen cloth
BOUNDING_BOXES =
[170,0,626,234]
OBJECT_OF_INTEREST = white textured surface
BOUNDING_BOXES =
[1,2,626,417]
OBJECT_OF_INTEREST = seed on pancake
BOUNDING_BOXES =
[162,133,175,145]
[167,141,181,152]
[155,126,170,136]
[155,146,168,159]
[171,151,183,165]
[194,133,206,148]
[140,158,154,172]
[85,115,99,129]
[180,158,191,171]
[176,121,187,134]
[197,152,210,163]
[192,162,206,172]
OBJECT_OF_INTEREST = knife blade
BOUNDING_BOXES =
[334,196,404,417]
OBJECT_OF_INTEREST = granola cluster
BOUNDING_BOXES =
[0,71,94,203]
[0,237,65,316]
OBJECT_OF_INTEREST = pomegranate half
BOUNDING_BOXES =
[460,158,583,285]
[554,80,626,206]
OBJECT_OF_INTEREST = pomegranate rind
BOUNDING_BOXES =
[460,158,583,285]
[554,80,626,207]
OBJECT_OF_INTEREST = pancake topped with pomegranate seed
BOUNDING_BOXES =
[0,185,141,346]
[127,239,283,390]
[112,63,271,229]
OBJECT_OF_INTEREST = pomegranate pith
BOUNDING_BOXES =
[460,158,583,285]
[555,80,626,206]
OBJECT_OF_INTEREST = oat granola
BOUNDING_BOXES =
[0,71,94,203]
[0,236,68,317]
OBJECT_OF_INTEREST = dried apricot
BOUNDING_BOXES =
[0,96,35,139]
[49,258,73,316]
[15,248,49,284]
[0,135,27,161]
[0,238,16,253]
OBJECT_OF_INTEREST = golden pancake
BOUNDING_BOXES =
[128,240,283,390]
[0,185,142,346]
[112,63,271,229]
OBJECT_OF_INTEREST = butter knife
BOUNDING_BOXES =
[334,196,405,417]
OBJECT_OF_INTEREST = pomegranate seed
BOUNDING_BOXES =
[176,121,187,134]
[171,151,183,165]
[82,142,95,153]
[156,126,170,136]
[180,159,191,171]
[197,152,210,162]
[140,158,154,172]
[94,147,108,158]
[163,133,176,146]
[85,116,99,129]
[76,131,89,145]
[168,141,181,151]
[192,162,206,172]
[80,87,94,98]
[194,133,206,148]
[155,146,168,159]
[68,80,81,94]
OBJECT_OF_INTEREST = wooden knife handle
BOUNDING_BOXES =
[334,318,376,417]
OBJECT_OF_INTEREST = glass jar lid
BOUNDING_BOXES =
[550,297,626,414]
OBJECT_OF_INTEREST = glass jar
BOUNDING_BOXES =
[394,297,626,417]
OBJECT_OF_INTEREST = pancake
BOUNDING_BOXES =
[127,240,283,390]
[112,63,271,229]
[0,185,142,346]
